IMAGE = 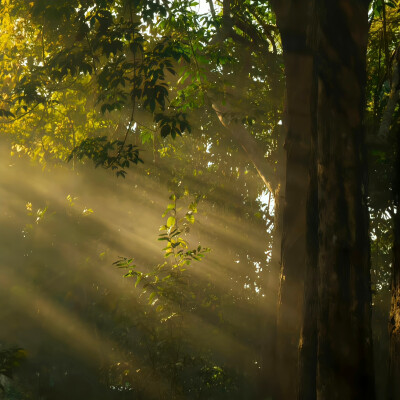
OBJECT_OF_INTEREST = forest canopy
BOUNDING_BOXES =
[0,1,400,399]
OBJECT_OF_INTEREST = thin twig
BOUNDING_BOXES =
[206,0,216,18]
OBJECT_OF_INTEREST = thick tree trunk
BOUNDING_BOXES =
[272,2,313,398]
[275,52,311,400]
[298,17,318,397]
[388,120,400,400]
[315,1,375,398]
[297,140,318,400]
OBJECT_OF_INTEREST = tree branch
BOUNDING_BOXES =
[211,102,280,194]
[250,11,278,54]
[232,15,268,50]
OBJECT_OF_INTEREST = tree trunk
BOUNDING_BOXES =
[275,52,311,400]
[298,130,318,400]
[388,119,400,400]
[272,1,313,398]
[298,9,318,396]
[315,1,375,398]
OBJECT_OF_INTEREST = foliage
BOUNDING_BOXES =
[68,136,143,177]
[0,2,283,397]
[365,3,400,396]
[366,1,400,294]
[113,196,239,398]
[0,0,284,178]
[116,195,209,307]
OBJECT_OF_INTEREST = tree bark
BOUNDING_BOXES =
[298,7,318,395]
[298,126,318,400]
[388,117,400,400]
[315,1,375,398]
[272,1,313,398]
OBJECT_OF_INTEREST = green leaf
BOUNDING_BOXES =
[161,124,171,137]
[135,274,142,288]
[185,214,195,224]
[167,216,176,227]
[148,291,157,304]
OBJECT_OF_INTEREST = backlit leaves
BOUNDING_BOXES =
[116,196,209,317]
[68,136,143,177]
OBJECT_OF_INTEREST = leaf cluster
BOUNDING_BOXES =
[115,195,209,317]
[68,136,143,177]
